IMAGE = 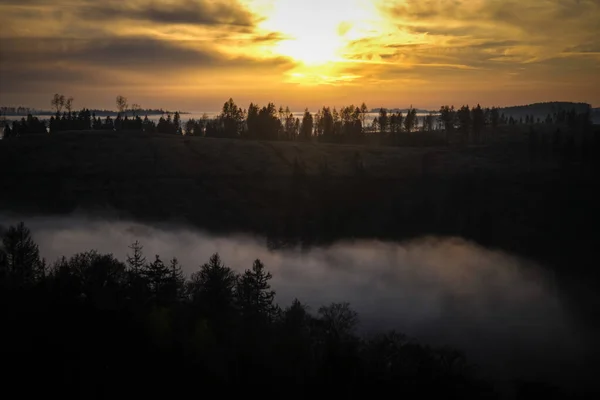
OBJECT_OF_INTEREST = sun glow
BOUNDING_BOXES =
[258,0,383,66]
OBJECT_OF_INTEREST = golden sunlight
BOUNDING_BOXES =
[258,0,383,66]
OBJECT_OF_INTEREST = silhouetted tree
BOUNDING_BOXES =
[246,103,260,139]
[166,257,185,302]
[490,107,500,129]
[472,104,485,143]
[131,104,141,117]
[255,103,281,141]
[318,302,358,340]
[123,241,148,306]
[457,105,471,143]
[219,98,245,138]
[157,116,168,134]
[104,116,114,130]
[187,253,237,324]
[143,116,156,133]
[332,107,342,138]
[51,93,65,114]
[390,111,404,143]
[126,241,145,274]
[284,107,297,141]
[300,109,313,141]
[184,119,196,136]
[0,222,44,287]
[236,259,276,321]
[173,112,182,135]
[55,251,127,309]
[142,255,179,305]
[65,97,74,115]
[404,107,417,133]
[116,95,128,116]
[378,108,389,136]
[2,124,13,138]
[320,107,334,140]
[424,112,435,132]
[360,102,369,132]
[439,105,456,143]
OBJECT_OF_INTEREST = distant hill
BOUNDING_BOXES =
[0,107,189,117]
[498,102,591,118]
[370,108,434,114]
[85,109,190,117]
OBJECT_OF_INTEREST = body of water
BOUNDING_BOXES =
[1,111,436,128]
[1,214,593,389]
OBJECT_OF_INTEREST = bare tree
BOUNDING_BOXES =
[318,302,358,339]
[116,95,128,115]
[65,97,74,114]
[51,94,65,114]
[360,102,368,131]
[131,103,141,117]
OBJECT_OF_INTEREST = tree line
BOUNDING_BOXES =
[0,222,498,397]
[2,95,594,148]
[2,94,185,137]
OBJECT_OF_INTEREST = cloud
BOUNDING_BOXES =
[380,0,600,61]
[0,0,599,108]
[79,0,258,27]
[0,0,258,27]
[0,36,296,96]
[0,0,297,103]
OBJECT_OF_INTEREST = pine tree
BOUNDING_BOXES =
[142,255,172,305]
[173,112,181,135]
[236,259,276,320]
[188,253,237,321]
[126,241,146,274]
[378,108,389,135]
[125,241,147,305]
[300,109,313,141]
[0,222,44,287]
[167,257,185,301]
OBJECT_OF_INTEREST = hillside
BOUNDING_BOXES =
[0,130,597,275]
[499,101,591,118]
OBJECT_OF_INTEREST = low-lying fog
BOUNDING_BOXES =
[1,214,592,387]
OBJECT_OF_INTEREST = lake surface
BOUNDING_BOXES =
[0,214,594,389]
[1,112,435,127]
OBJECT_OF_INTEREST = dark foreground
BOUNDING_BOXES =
[0,223,497,399]
[1,130,600,397]
[2,222,597,399]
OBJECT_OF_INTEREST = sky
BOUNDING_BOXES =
[0,0,599,111]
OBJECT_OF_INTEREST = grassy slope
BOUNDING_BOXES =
[0,130,597,271]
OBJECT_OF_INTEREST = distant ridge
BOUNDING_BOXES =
[370,108,434,114]
[498,101,590,113]
[0,107,190,117]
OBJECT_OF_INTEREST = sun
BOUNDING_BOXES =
[257,0,382,66]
